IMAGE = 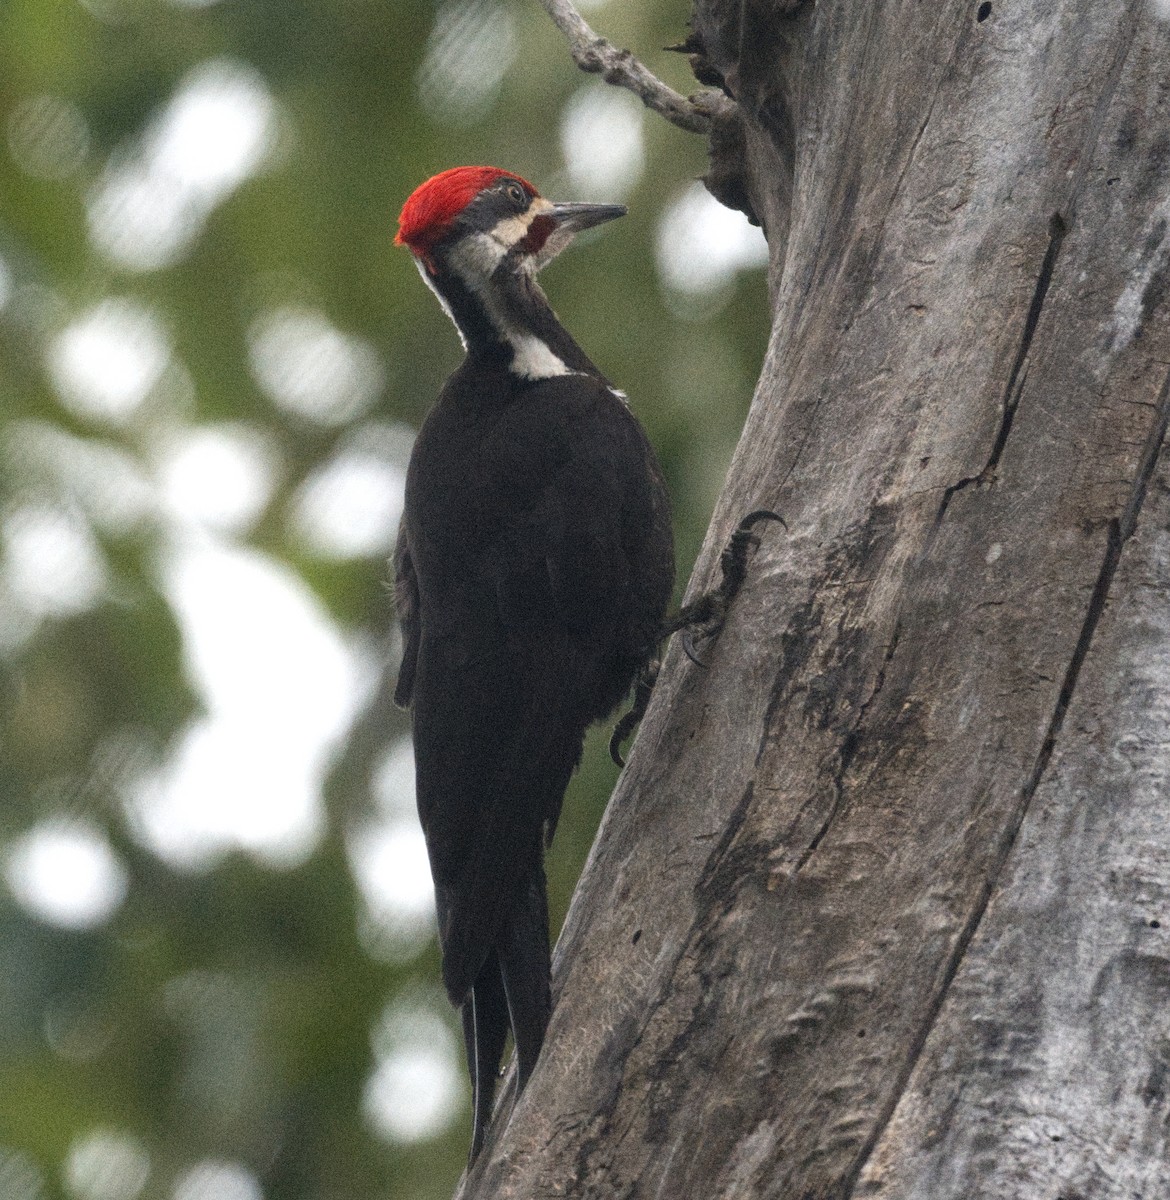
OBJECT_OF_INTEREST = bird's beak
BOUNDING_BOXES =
[548,201,628,233]
[524,201,626,271]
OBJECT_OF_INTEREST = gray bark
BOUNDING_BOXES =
[459,1,1170,1196]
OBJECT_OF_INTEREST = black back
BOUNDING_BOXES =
[395,352,673,1004]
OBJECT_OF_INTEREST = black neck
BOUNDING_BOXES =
[428,261,603,378]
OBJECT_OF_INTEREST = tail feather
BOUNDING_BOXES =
[461,864,552,1167]
[498,861,552,1088]
[463,952,509,1167]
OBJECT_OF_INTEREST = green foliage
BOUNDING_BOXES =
[0,1,769,1197]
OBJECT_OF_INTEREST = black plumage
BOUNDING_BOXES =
[393,167,673,1163]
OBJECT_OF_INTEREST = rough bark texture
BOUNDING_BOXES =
[458,2,1170,1196]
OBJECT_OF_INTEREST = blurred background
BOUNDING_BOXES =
[0,0,769,1196]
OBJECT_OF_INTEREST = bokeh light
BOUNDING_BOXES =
[156,423,279,534]
[349,739,436,959]
[364,997,464,1144]
[172,1161,262,1200]
[8,422,154,536]
[0,1148,44,1200]
[2,504,107,618]
[289,422,410,559]
[248,307,385,426]
[416,0,519,126]
[7,93,89,180]
[64,1129,151,1200]
[127,540,375,869]
[657,181,770,300]
[48,299,172,424]
[560,84,645,202]
[88,59,275,272]
[4,820,129,930]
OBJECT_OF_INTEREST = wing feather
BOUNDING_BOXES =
[392,524,420,708]
[405,374,672,1002]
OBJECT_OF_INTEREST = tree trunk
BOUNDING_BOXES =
[458,2,1170,1195]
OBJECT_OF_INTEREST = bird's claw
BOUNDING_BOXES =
[610,507,784,767]
[671,508,784,651]
[682,631,707,668]
[609,658,660,767]
[609,711,636,768]
[717,509,786,597]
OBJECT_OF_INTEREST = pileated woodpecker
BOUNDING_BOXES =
[393,166,776,1164]
[393,166,674,1163]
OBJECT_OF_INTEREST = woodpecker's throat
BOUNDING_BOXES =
[422,250,586,380]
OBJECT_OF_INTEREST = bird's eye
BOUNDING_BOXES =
[504,181,527,207]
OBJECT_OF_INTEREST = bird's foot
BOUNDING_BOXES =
[610,508,783,766]
[609,657,660,767]
[666,508,785,666]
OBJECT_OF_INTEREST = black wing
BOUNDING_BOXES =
[392,522,420,709]
[407,374,672,1005]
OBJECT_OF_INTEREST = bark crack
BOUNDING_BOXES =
[934,212,1067,527]
[796,620,903,872]
[844,364,1170,1197]
[564,833,745,1194]
[931,0,1140,535]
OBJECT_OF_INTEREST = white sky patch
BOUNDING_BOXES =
[657,182,769,296]
[0,580,39,656]
[9,421,155,537]
[290,454,404,558]
[417,0,518,126]
[48,299,172,425]
[248,306,384,425]
[7,93,90,180]
[127,537,374,870]
[0,1148,44,1200]
[364,997,463,1143]
[65,1129,150,1200]
[2,505,107,618]
[350,739,435,959]
[560,84,645,203]
[349,823,435,957]
[4,820,129,930]
[156,424,278,535]
[172,1162,262,1200]
[372,737,417,819]
[88,59,275,272]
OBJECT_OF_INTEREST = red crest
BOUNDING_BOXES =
[395,166,538,254]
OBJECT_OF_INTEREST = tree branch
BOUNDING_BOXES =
[536,0,734,135]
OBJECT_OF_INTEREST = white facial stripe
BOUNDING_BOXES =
[416,257,467,349]
[436,199,569,379]
[488,197,554,251]
[442,231,567,379]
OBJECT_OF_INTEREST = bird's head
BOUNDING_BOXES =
[395,166,626,283]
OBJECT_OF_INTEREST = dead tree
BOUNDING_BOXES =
[460,1,1170,1195]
